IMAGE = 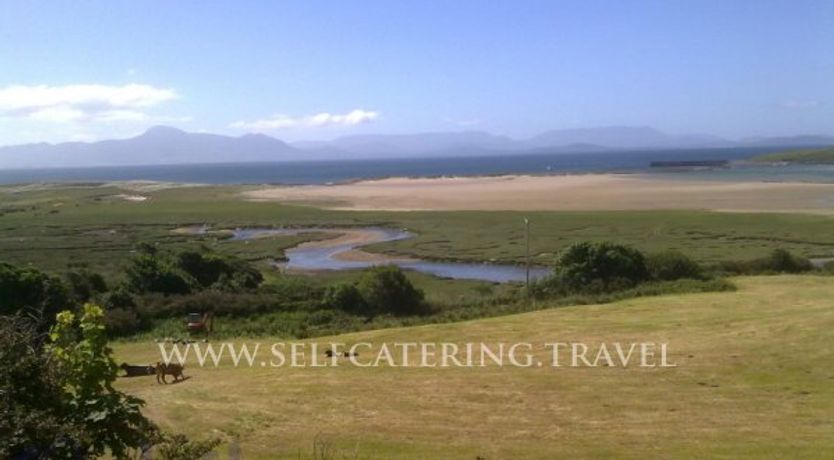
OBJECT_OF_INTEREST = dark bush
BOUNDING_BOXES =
[553,241,649,292]
[322,283,367,314]
[527,275,569,299]
[821,260,834,274]
[646,251,703,281]
[103,285,137,310]
[357,265,427,316]
[175,251,222,287]
[104,307,143,337]
[0,262,71,319]
[175,251,263,291]
[763,249,813,273]
[718,249,813,275]
[1,307,155,458]
[153,433,221,460]
[65,269,108,303]
[125,247,263,295]
[125,253,192,295]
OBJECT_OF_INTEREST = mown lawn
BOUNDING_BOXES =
[114,275,834,459]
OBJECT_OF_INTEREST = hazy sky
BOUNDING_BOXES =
[1,0,832,145]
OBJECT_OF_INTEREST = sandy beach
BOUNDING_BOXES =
[244,174,834,213]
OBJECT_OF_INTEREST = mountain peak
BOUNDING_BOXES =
[239,132,274,141]
[527,125,729,149]
[141,125,187,137]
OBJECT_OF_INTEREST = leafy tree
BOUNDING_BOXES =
[1,305,154,458]
[65,269,108,303]
[0,313,67,458]
[764,249,813,273]
[125,252,192,295]
[1,303,219,459]
[102,284,142,337]
[176,250,263,291]
[357,265,426,316]
[46,305,154,457]
[103,284,137,310]
[176,251,227,287]
[125,247,263,295]
[0,262,71,318]
[553,241,649,292]
[322,282,367,314]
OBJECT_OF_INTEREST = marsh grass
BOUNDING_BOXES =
[3,184,834,277]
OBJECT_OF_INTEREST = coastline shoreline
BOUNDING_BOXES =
[242,172,834,214]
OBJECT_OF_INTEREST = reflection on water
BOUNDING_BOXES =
[230,227,550,283]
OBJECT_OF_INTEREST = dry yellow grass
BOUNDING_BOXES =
[114,276,834,459]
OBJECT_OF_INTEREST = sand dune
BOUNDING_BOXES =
[244,174,834,214]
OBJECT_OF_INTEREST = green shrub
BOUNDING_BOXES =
[8,305,156,457]
[104,307,143,337]
[527,275,570,299]
[125,252,192,295]
[718,249,813,275]
[125,247,264,295]
[103,284,137,310]
[764,249,813,273]
[357,265,427,316]
[153,432,221,460]
[0,262,71,319]
[821,260,834,274]
[65,269,108,303]
[646,250,703,281]
[1,307,218,458]
[176,250,263,291]
[322,282,367,314]
[553,241,649,293]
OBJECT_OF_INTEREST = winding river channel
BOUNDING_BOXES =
[226,227,550,283]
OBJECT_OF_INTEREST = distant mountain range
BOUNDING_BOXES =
[1,125,833,169]
[0,126,296,169]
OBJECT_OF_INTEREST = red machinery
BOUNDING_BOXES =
[186,312,214,336]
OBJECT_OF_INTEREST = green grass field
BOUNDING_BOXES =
[113,276,834,459]
[4,183,834,457]
[753,147,834,164]
[2,183,834,279]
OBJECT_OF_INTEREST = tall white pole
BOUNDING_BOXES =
[524,217,530,288]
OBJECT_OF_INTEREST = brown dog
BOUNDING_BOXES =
[155,362,185,384]
[324,349,359,358]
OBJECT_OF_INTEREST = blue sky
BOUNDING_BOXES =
[1,0,832,144]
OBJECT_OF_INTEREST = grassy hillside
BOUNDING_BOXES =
[2,184,834,277]
[753,147,834,164]
[114,276,834,459]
